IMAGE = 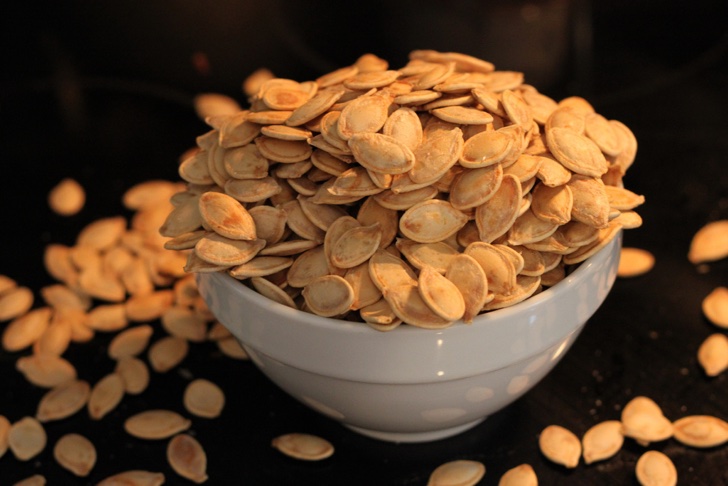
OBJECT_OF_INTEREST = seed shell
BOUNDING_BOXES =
[697,333,728,377]
[688,219,728,264]
[672,415,728,448]
[271,433,334,461]
[635,450,677,486]
[582,420,624,464]
[539,424,581,468]
[96,470,166,486]
[8,416,47,461]
[88,373,125,420]
[498,464,537,486]
[183,378,226,419]
[36,379,91,422]
[53,433,96,477]
[702,286,728,328]
[618,248,655,278]
[124,410,192,440]
[427,459,486,486]
[167,434,208,484]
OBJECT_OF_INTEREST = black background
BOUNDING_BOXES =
[1,1,726,484]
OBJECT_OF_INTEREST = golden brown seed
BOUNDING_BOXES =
[8,416,47,461]
[539,424,581,468]
[198,191,256,241]
[108,324,154,360]
[426,459,486,486]
[302,275,354,317]
[149,336,189,373]
[330,223,382,269]
[183,378,225,419]
[410,128,464,184]
[3,306,52,352]
[0,415,10,459]
[382,284,452,329]
[702,286,728,329]
[621,396,674,445]
[271,433,334,461]
[124,410,192,440]
[687,219,728,264]
[400,200,468,244]
[48,178,86,216]
[672,415,728,448]
[88,373,125,420]
[36,379,90,422]
[115,356,150,395]
[85,303,128,332]
[16,353,77,388]
[53,433,96,477]
[12,474,46,486]
[347,132,416,175]
[167,434,208,484]
[96,470,166,486]
[498,464,537,486]
[76,216,127,251]
[445,254,489,323]
[161,306,208,342]
[418,265,465,322]
[125,290,175,322]
[581,420,624,464]
[618,248,655,278]
[635,450,677,486]
[217,336,249,360]
[0,285,34,322]
[697,333,728,377]
[475,174,522,243]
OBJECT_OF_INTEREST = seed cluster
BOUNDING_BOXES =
[164,49,646,329]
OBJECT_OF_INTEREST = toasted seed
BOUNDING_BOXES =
[12,474,46,486]
[474,174,522,243]
[635,450,677,486]
[567,175,611,228]
[183,378,225,419]
[125,410,191,440]
[0,285,34,322]
[444,254,489,323]
[115,356,150,395]
[16,353,76,388]
[302,275,354,317]
[547,127,608,177]
[382,106,423,151]
[582,420,624,464]
[249,277,297,309]
[604,185,645,211]
[563,221,622,265]
[410,128,464,184]
[697,333,728,377]
[330,223,382,269]
[0,415,9,459]
[482,275,540,311]
[621,396,673,445]
[688,219,728,264]
[547,106,586,134]
[148,336,189,373]
[53,433,96,477]
[271,433,334,461]
[450,164,503,210]
[343,262,382,310]
[88,373,125,420]
[498,463,537,486]
[85,304,128,332]
[224,177,281,203]
[400,200,468,244]
[179,150,214,185]
[48,178,85,216]
[460,129,513,168]
[167,434,208,484]
[672,415,728,448]
[427,459,485,486]
[3,306,52,352]
[382,284,452,329]
[76,216,127,251]
[465,242,517,296]
[539,424,581,468]
[198,192,256,241]
[703,287,728,329]
[397,239,459,274]
[97,470,166,486]
[347,132,416,175]
[507,208,559,246]
[36,379,90,422]
[9,417,46,461]
[418,265,465,321]
[125,290,175,322]
[618,248,655,277]
[217,336,249,360]
[193,93,240,119]
[108,324,154,360]
[368,249,418,291]
[229,256,293,279]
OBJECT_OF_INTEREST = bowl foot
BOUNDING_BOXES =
[344,417,486,443]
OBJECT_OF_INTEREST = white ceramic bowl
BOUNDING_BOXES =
[196,233,622,443]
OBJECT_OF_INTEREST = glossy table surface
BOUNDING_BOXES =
[1,2,726,484]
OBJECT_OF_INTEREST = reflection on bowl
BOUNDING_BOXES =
[196,232,621,443]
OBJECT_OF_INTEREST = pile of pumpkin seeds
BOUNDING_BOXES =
[164,49,647,330]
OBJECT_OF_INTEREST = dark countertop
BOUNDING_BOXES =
[1,2,727,484]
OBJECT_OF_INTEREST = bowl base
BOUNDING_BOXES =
[344,417,486,443]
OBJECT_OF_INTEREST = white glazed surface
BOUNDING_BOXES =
[196,233,621,442]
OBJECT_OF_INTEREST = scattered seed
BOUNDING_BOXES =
[539,424,581,468]
[427,459,486,486]
[702,286,728,329]
[167,434,209,484]
[12,475,46,486]
[582,420,624,464]
[88,373,125,420]
[148,336,189,373]
[114,356,151,395]
[96,470,165,486]
[8,416,47,461]
[687,219,728,264]
[697,333,728,377]
[617,247,655,277]
[48,178,86,216]
[672,415,728,448]
[498,463,537,486]
[53,433,97,477]
[271,433,334,461]
[124,410,192,440]
[635,450,677,486]
[183,378,226,419]
[36,379,90,422]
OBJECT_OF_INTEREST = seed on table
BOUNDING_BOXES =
[216,336,249,360]
[687,219,728,264]
[115,356,150,395]
[167,434,208,484]
[108,324,154,360]
[2,306,52,352]
[148,335,190,372]
[672,415,728,448]
[426,459,486,486]
[8,416,47,461]
[702,286,728,329]
[36,379,90,422]
[124,410,192,440]
[96,470,165,486]
[183,378,226,419]
[635,450,677,486]
[581,420,624,464]
[538,424,581,468]
[53,433,96,477]
[498,463,537,486]
[697,333,728,377]
[16,353,77,388]
[48,178,86,216]
[271,433,334,461]
[88,373,125,420]
[617,247,655,278]
[621,396,673,445]
[12,475,46,486]
[0,415,10,459]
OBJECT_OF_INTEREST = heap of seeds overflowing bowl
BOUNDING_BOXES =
[162,49,645,330]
